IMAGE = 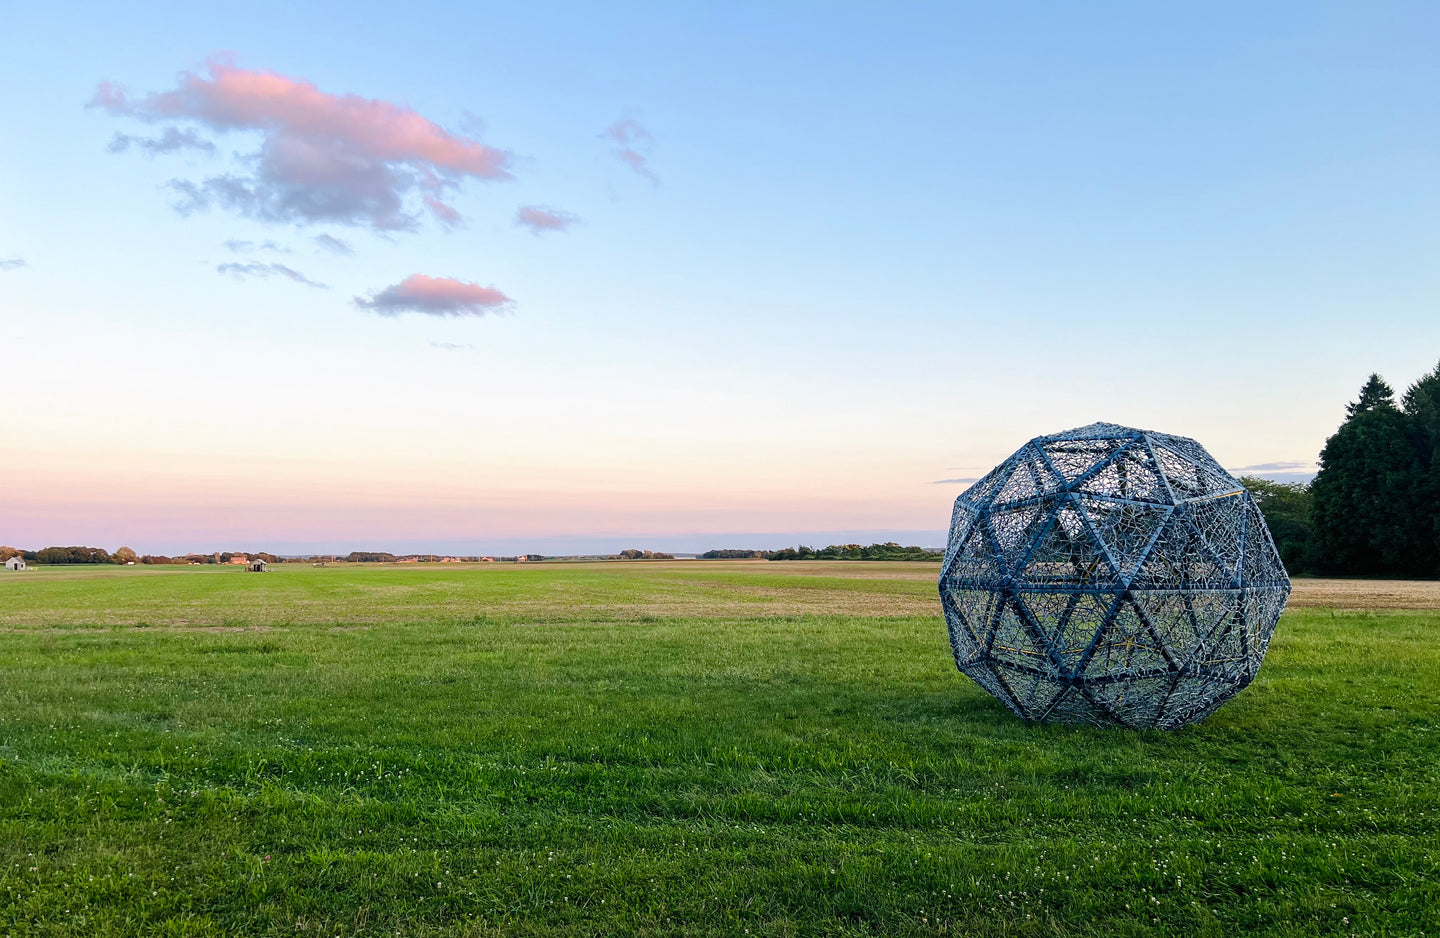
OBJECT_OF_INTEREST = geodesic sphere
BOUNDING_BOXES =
[938,423,1290,729]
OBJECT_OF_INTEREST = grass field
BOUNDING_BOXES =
[1,562,1437,936]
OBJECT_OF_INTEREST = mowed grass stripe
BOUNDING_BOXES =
[0,562,939,629]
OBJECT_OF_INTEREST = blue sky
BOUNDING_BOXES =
[2,2,1438,554]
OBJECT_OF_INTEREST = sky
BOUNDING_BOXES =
[3,2,1439,555]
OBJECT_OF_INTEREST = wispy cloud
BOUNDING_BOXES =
[601,118,651,147]
[356,274,513,317]
[224,238,290,253]
[429,341,475,351]
[515,205,580,234]
[108,126,216,155]
[422,194,462,228]
[217,261,327,288]
[931,477,980,485]
[1229,460,1314,472]
[0,256,25,271]
[600,117,658,184]
[313,233,354,255]
[92,55,512,232]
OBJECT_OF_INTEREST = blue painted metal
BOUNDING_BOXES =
[938,422,1291,728]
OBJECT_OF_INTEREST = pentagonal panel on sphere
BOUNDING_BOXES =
[937,423,1290,729]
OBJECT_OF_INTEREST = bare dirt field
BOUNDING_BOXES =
[1288,576,1440,609]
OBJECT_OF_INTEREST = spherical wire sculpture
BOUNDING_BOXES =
[938,423,1290,729]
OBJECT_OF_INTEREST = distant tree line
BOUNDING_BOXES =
[769,542,943,561]
[701,542,942,561]
[0,545,130,564]
[616,549,675,560]
[0,546,574,566]
[0,546,283,565]
[32,546,115,565]
[340,552,548,562]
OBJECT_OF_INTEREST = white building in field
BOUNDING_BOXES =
[5,557,26,571]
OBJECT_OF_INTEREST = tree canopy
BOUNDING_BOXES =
[1307,362,1440,576]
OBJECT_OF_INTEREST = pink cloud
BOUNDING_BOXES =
[355,274,513,317]
[423,195,463,227]
[91,81,126,110]
[616,148,657,184]
[92,56,512,231]
[600,117,658,184]
[600,118,651,147]
[515,205,579,234]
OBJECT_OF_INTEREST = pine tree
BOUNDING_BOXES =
[1311,373,1427,575]
[1400,361,1440,575]
[1346,373,1396,416]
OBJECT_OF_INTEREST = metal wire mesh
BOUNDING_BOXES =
[939,423,1291,729]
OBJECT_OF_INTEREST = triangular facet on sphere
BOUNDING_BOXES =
[1019,591,1091,675]
[1041,686,1106,726]
[1079,499,1173,581]
[1090,675,1176,728]
[943,523,1002,584]
[939,423,1290,729]
[1040,437,1127,485]
[987,503,1051,575]
[1082,598,1172,679]
[941,586,998,664]
[1180,590,1240,648]
[987,598,1057,672]
[994,665,1068,721]
[959,462,1014,510]
[944,500,980,562]
[1131,514,1230,590]
[1017,505,1117,587]
[1189,494,1246,580]
[991,445,1064,506]
[1241,498,1288,589]
[1077,444,1170,503]
[1129,589,1202,659]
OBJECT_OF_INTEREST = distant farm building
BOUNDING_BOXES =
[5,557,25,571]
[247,559,268,572]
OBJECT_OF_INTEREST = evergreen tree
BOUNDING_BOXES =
[1346,373,1396,416]
[1400,361,1440,575]
[1311,373,1428,575]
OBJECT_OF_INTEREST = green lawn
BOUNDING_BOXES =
[1,563,1436,936]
